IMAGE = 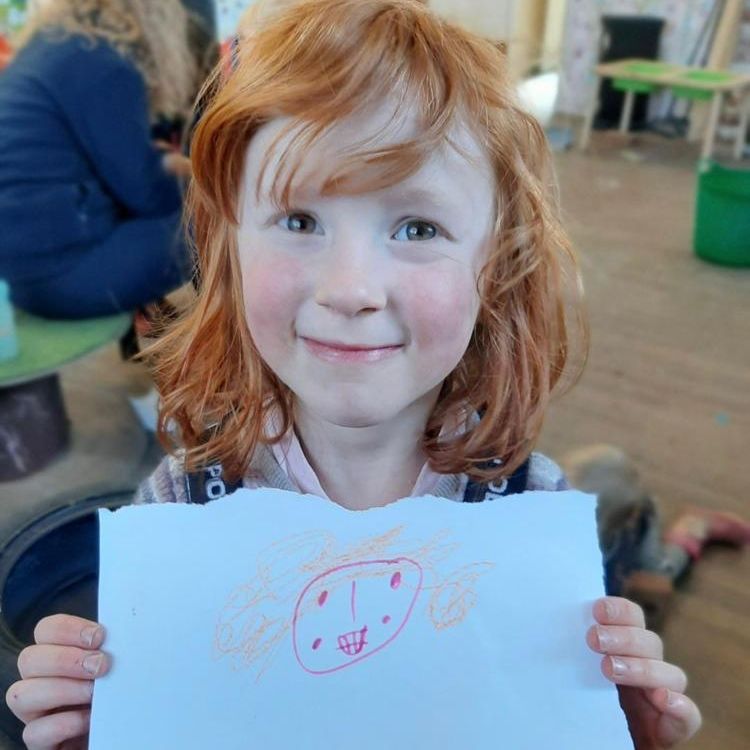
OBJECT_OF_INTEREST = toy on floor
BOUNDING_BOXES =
[561,445,750,630]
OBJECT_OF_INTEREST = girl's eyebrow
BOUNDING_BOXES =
[254,182,461,217]
[379,186,456,214]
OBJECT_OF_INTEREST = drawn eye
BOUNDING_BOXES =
[318,590,328,606]
[382,615,391,625]
[312,638,322,650]
[390,572,401,589]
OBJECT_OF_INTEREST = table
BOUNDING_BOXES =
[580,59,750,160]
[0,311,131,480]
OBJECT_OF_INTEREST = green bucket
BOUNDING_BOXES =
[694,160,750,267]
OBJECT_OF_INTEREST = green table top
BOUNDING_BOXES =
[597,58,750,92]
[678,69,735,84]
[0,310,131,387]
[623,61,681,77]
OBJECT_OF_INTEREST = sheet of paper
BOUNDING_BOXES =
[90,489,633,749]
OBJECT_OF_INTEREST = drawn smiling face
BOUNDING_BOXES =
[292,558,423,674]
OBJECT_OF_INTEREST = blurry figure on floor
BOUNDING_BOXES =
[562,445,750,630]
[0,0,204,319]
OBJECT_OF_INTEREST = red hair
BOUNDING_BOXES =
[153,0,587,482]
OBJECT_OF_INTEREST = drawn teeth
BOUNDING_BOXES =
[337,626,368,656]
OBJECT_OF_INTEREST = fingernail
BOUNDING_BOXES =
[610,657,628,676]
[81,625,101,648]
[596,626,614,650]
[666,690,682,709]
[603,599,617,620]
[83,653,103,676]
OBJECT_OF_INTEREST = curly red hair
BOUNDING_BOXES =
[152,0,588,483]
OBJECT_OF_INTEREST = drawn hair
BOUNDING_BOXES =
[153,0,588,483]
[18,0,200,118]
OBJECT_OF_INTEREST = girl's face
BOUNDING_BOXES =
[237,111,496,428]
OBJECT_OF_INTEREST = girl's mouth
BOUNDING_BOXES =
[301,337,403,363]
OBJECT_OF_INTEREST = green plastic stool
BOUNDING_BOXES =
[671,70,735,102]
[693,160,750,267]
[613,78,658,94]
[0,311,131,480]
[613,62,678,94]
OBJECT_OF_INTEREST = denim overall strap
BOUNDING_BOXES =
[185,462,243,504]
[461,457,531,503]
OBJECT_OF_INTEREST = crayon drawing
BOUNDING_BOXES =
[214,527,494,680]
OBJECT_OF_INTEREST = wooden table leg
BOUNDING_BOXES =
[734,89,750,160]
[702,90,723,160]
[579,76,600,151]
[619,89,636,134]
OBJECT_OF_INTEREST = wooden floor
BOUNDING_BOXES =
[1,137,748,748]
[539,143,750,749]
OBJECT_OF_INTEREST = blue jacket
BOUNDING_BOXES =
[0,32,182,283]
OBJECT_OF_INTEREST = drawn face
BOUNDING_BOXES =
[292,558,423,674]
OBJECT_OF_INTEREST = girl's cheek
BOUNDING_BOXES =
[403,266,479,350]
[241,251,306,330]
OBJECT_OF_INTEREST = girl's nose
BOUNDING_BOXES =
[314,242,387,317]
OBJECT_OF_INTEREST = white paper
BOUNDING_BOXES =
[90,489,633,749]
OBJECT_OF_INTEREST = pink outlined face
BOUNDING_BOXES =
[292,558,423,674]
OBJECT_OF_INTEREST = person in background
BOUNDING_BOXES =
[0,0,200,319]
[562,444,750,630]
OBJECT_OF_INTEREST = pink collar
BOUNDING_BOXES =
[269,428,447,500]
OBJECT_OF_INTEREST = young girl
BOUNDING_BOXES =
[7,1,701,747]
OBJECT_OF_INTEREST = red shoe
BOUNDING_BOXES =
[664,508,750,560]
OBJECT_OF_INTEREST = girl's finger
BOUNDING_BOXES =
[34,615,105,649]
[601,655,688,692]
[18,645,109,681]
[586,625,664,660]
[593,597,646,628]
[647,688,703,747]
[5,677,94,722]
[22,709,91,750]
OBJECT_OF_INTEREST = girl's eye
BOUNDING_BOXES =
[393,220,439,242]
[281,213,320,234]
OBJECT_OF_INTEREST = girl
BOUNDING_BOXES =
[0,0,199,319]
[7,1,701,747]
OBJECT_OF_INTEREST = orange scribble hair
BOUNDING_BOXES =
[153,0,588,483]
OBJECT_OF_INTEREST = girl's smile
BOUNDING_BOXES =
[300,336,404,364]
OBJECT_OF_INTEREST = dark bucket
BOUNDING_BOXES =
[0,374,70,481]
[0,489,133,745]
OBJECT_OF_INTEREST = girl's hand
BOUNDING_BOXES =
[587,597,701,749]
[5,614,110,749]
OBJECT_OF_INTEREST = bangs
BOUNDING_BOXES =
[197,0,508,220]
[258,98,474,211]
